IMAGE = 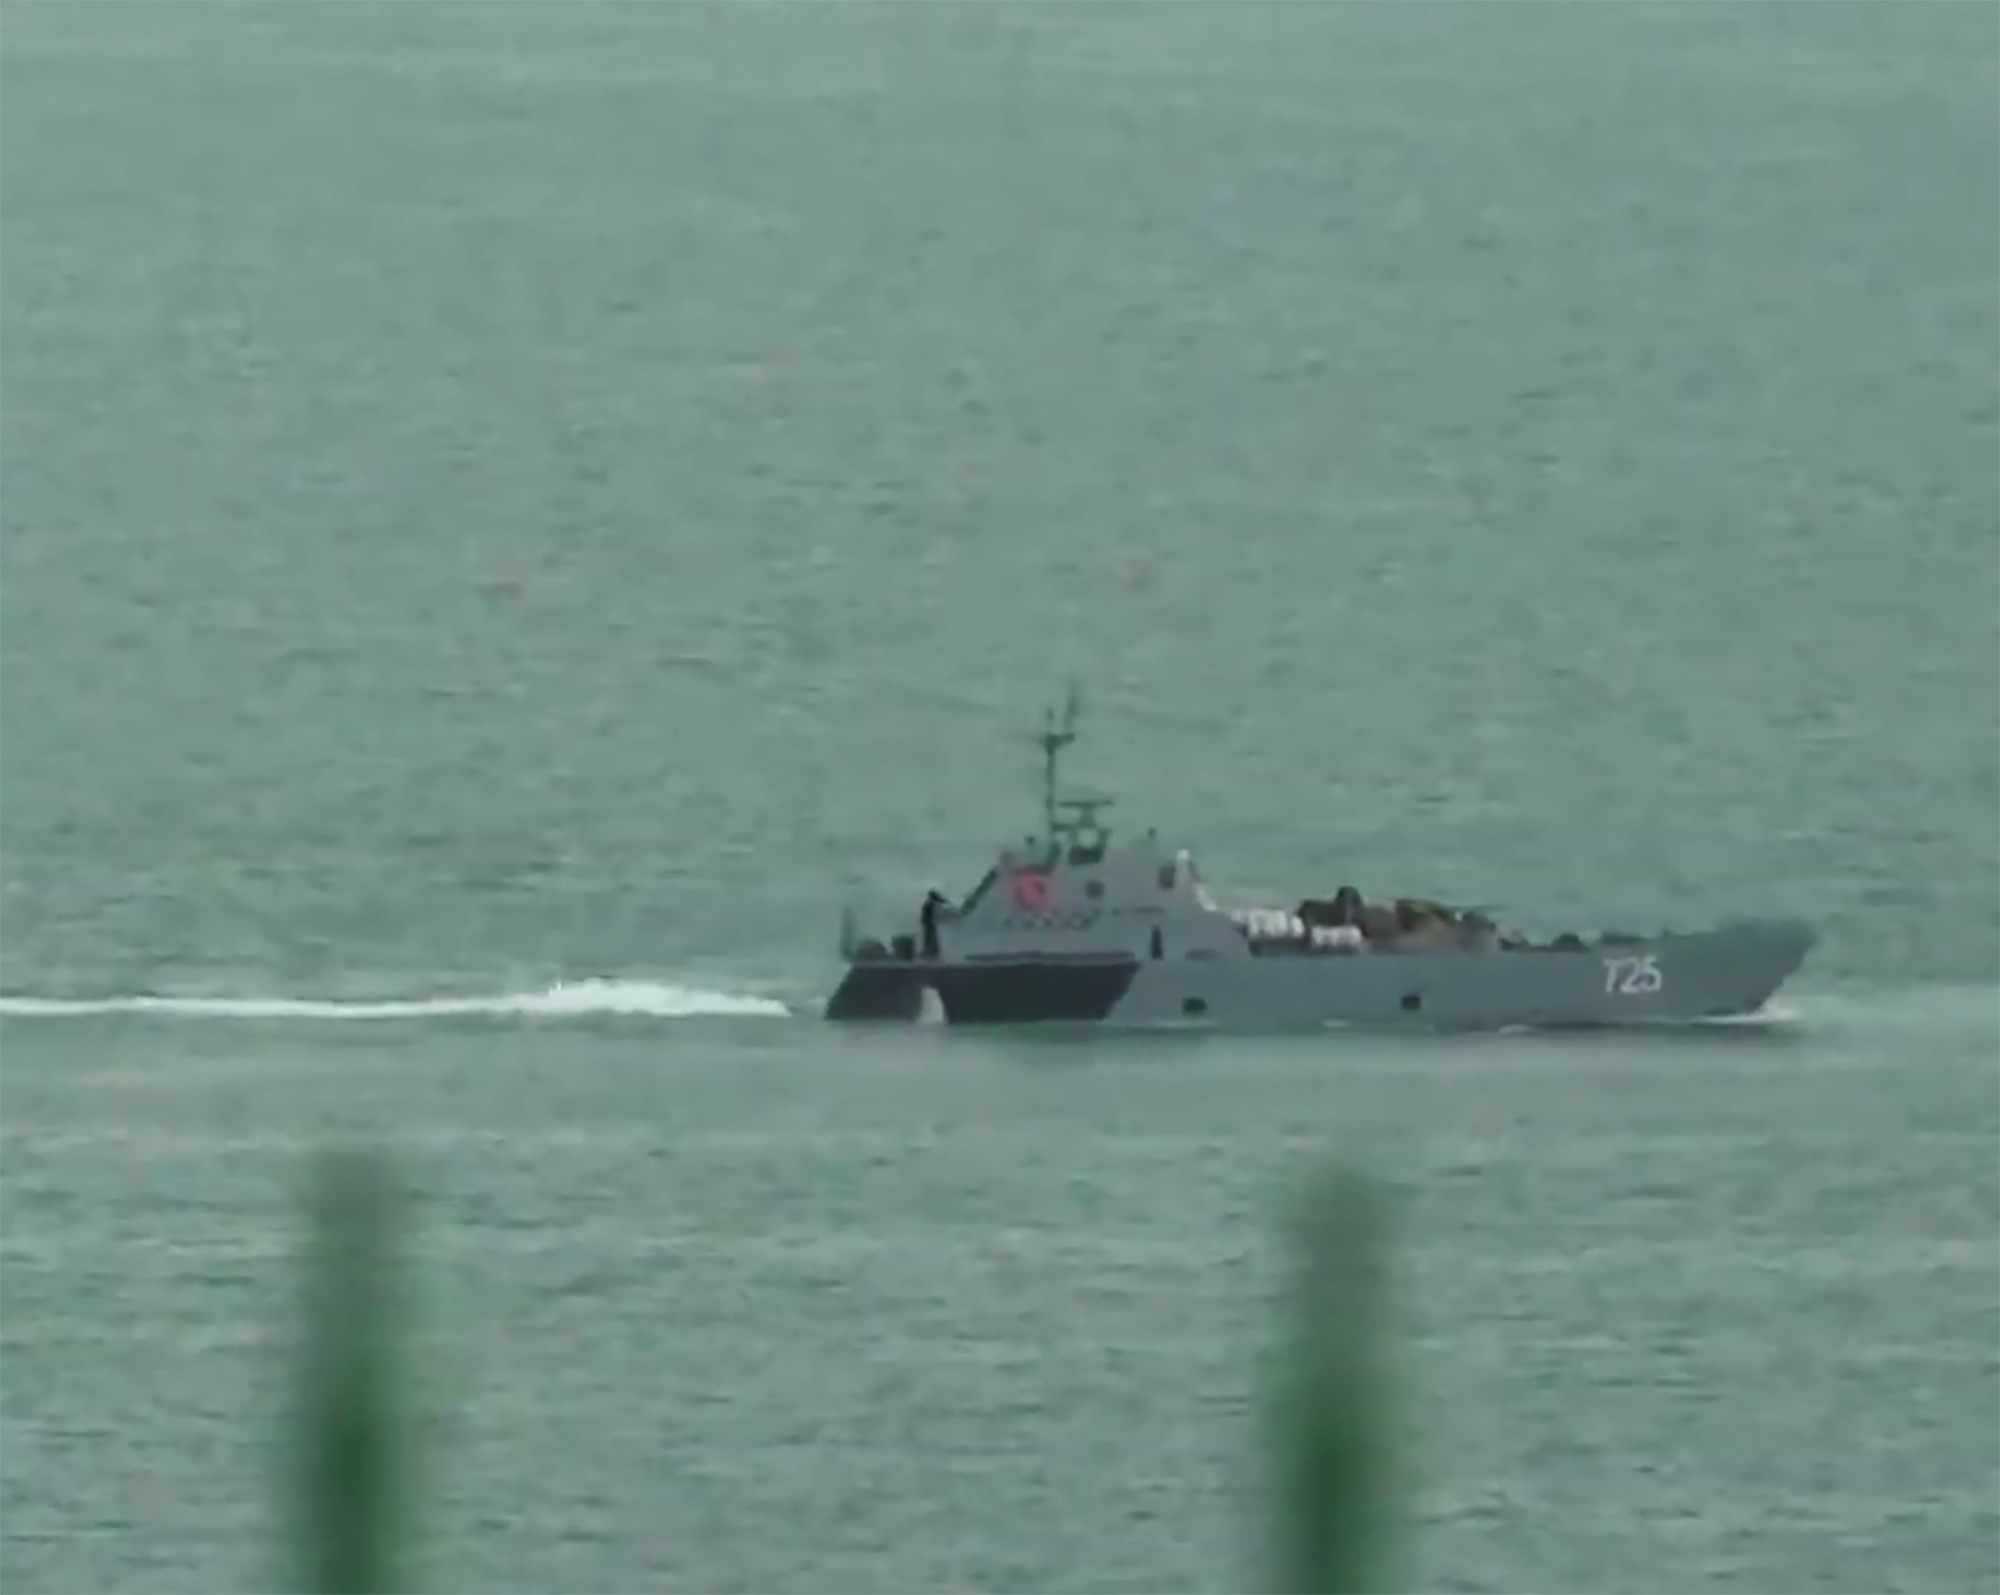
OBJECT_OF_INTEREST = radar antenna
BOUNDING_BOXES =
[1035,683,1082,840]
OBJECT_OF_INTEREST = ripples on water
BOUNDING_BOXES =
[3,0,1996,1590]
[3,983,1995,1593]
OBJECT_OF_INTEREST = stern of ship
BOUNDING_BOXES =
[823,958,931,1022]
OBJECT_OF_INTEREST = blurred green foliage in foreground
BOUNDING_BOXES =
[292,1151,406,1595]
[1266,1165,1403,1594]
[290,1149,1400,1595]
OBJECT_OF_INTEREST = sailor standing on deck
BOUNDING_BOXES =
[919,887,951,959]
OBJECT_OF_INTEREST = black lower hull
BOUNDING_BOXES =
[823,962,930,1022]
[823,957,1140,1026]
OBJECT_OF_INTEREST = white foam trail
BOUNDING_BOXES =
[1783,983,1998,1040]
[1697,1001,1803,1028]
[0,978,793,1022]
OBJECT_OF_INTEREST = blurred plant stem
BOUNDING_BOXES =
[281,1148,1401,1595]
[1268,1166,1401,1595]
[295,1148,403,1595]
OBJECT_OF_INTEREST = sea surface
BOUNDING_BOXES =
[2,4,1996,1592]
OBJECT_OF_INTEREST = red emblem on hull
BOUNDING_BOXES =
[1008,869,1051,910]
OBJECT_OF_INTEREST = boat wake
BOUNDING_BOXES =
[0,977,795,1022]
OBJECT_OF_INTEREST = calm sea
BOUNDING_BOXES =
[3,4,1995,1591]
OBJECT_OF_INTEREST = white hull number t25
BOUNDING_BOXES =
[1603,954,1663,996]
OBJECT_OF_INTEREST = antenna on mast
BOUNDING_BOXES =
[1035,682,1082,840]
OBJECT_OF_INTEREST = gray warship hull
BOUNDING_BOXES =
[825,916,1815,1031]
[825,694,1817,1034]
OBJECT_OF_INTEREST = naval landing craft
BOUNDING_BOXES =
[824,697,1815,1031]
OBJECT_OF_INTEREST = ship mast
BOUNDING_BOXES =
[1035,685,1081,840]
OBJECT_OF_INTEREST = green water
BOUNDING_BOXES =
[2,4,1996,1591]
